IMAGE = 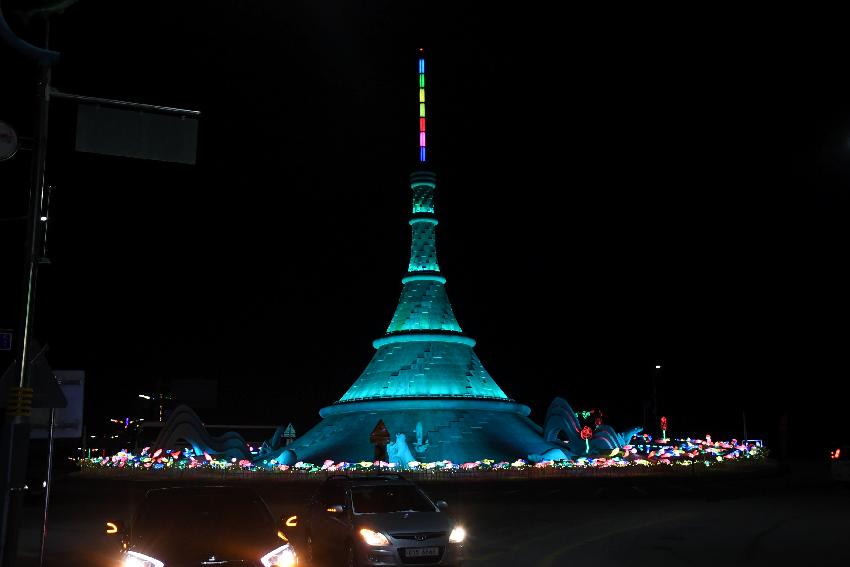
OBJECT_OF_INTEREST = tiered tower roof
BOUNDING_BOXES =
[336,50,510,404]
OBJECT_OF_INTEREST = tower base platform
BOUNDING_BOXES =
[280,398,569,465]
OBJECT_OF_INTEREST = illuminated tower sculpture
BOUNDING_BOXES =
[279,50,566,465]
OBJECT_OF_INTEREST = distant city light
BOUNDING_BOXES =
[655,365,661,369]
[138,394,151,400]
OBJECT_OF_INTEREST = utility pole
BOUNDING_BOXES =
[0,11,59,564]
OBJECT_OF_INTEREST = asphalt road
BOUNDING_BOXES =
[12,461,850,566]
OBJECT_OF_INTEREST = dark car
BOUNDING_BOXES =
[107,485,296,567]
[831,446,850,483]
[303,474,465,567]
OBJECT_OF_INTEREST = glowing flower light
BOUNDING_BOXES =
[580,425,593,454]
[80,435,766,476]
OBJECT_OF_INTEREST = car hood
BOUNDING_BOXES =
[354,511,452,535]
[131,531,283,564]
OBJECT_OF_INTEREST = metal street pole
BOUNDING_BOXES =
[651,364,661,436]
[0,10,57,563]
[17,38,50,394]
[38,408,55,567]
[0,60,51,567]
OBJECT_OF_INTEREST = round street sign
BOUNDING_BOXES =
[0,120,18,161]
[0,121,19,161]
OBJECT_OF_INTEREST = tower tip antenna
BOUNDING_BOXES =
[418,49,426,163]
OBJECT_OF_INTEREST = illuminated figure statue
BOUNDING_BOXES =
[542,398,642,455]
[153,405,252,461]
[413,421,430,455]
[255,425,288,459]
[387,433,416,466]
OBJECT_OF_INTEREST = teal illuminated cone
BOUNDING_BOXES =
[281,171,561,464]
[338,171,509,403]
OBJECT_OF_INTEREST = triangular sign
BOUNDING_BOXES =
[283,423,296,438]
[0,360,16,407]
[369,419,390,444]
[0,341,67,409]
[30,343,67,409]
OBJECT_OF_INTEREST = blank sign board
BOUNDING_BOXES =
[76,104,198,164]
[30,370,85,439]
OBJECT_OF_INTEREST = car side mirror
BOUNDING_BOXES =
[277,514,298,541]
[105,520,125,536]
[436,500,448,510]
[326,504,345,514]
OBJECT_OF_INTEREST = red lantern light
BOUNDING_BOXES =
[660,416,667,430]
[580,426,593,440]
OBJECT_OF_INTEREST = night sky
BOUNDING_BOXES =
[2,3,848,456]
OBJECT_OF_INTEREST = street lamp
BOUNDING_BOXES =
[651,363,662,435]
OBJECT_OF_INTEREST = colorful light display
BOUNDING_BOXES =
[80,437,766,475]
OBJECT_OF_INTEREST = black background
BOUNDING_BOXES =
[2,2,848,457]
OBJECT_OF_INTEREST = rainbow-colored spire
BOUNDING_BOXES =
[418,48,426,162]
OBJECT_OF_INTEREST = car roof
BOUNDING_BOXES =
[325,474,415,487]
[144,485,261,499]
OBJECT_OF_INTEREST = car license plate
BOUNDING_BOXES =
[405,547,439,557]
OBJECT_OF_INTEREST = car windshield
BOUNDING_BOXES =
[351,485,436,514]
[133,489,275,542]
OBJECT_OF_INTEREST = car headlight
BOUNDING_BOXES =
[260,543,296,567]
[124,551,164,567]
[359,528,390,546]
[449,526,466,543]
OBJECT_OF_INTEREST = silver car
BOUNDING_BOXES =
[304,474,465,567]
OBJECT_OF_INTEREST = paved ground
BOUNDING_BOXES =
[12,461,850,566]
